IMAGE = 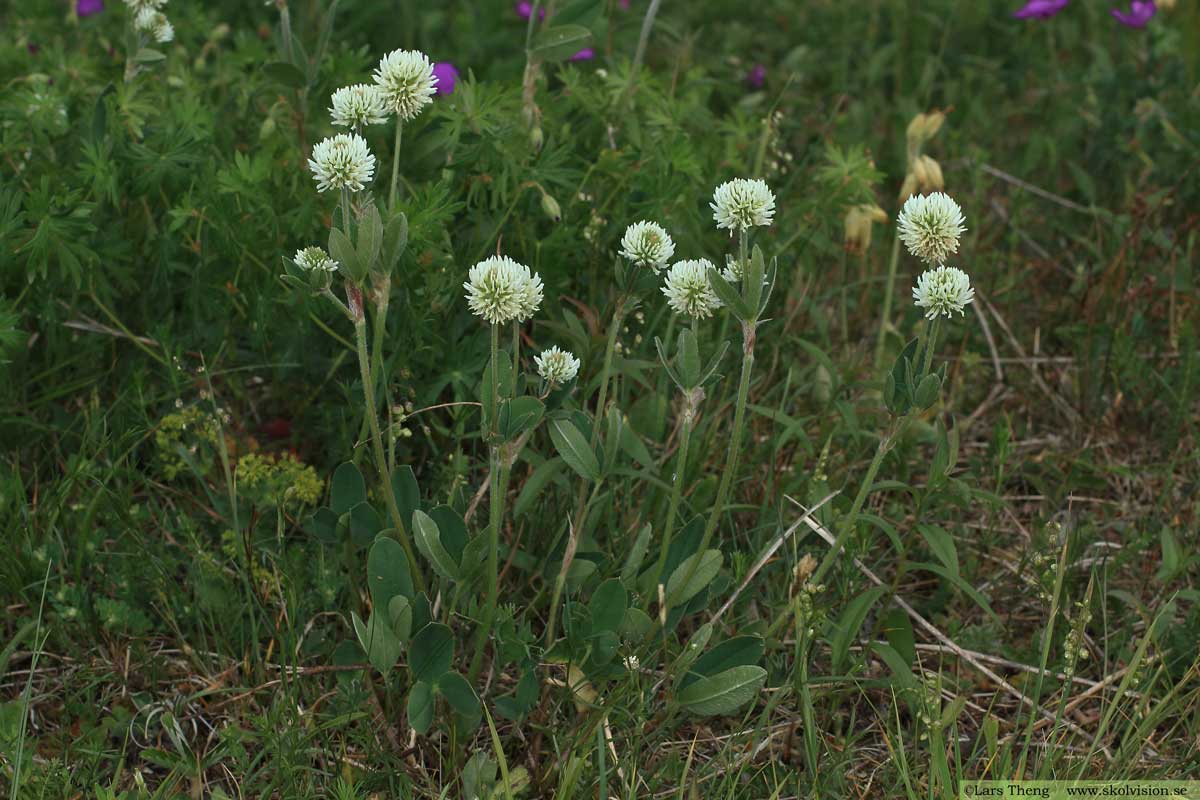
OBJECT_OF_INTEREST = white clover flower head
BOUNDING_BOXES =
[294,246,338,273]
[623,654,641,671]
[464,256,541,325]
[373,49,437,122]
[912,265,975,319]
[124,0,166,13]
[662,259,722,319]
[721,253,744,283]
[515,269,544,322]
[134,8,173,42]
[619,220,675,271]
[307,133,376,193]
[329,84,388,129]
[535,346,580,385]
[711,178,776,233]
[897,192,966,264]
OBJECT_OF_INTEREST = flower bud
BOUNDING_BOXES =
[911,155,930,188]
[530,125,544,150]
[843,204,887,255]
[898,173,919,203]
[914,372,941,410]
[540,190,562,223]
[918,155,944,191]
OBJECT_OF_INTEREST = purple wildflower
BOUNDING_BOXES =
[568,48,595,62]
[745,64,767,90]
[432,62,459,96]
[77,0,105,16]
[515,1,546,20]
[1012,0,1069,18]
[1111,0,1155,26]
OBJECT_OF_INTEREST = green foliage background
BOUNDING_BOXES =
[2,0,1198,796]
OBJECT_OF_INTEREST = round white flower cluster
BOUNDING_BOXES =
[330,84,389,130]
[912,265,975,319]
[897,191,975,319]
[308,133,376,193]
[128,0,173,43]
[373,49,438,122]
[896,192,965,265]
[661,259,722,319]
[463,255,544,325]
[619,221,675,272]
[711,178,776,233]
[535,346,581,385]
[294,247,338,273]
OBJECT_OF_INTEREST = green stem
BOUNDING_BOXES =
[696,322,756,557]
[546,479,603,648]
[355,279,393,471]
[811,416,904,588]
[341,187,354,241]
[652,403,694,591]
[873,235,902,368]
[511,321,521,397]
[591,298,625,443]
[919,316,940,380]
[354,311,424,594]
[389,121,404,212]
[470,324,505,679]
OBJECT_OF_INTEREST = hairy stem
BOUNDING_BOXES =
[651,398,695,591]
[470,324,505,679]
[811,415,904,588]
[353,305,423,593]
[388,120,404,212]
[681,321,755,596]
[873,235,902,368]
[591,298,625,443]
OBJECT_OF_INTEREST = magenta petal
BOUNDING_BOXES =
[568,48,595,62]
[1110,0,1155,26]
[515,1,546,20]
[745,64,767,89]
[432,62,459,96]
[1012,0,1069,18]
[77,0,105,16]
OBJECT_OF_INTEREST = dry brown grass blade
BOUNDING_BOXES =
[785,496,1114,760]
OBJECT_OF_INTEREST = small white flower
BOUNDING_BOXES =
[294,246,338,272]
[662,259,722,319]
[373,49,437,122]
[619,220,675,271]
[464,256,542,325]
[124,0,166,13]
[515,269,544,323]
[721,253,744,283]
[912,265,975,319]
[535,346,580,385]
[307,133,376,193]
[623,654,641,671]
[329,84,388,129]
[896,192,966,264]
[134,8,173,42]
[711,178,776,233]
